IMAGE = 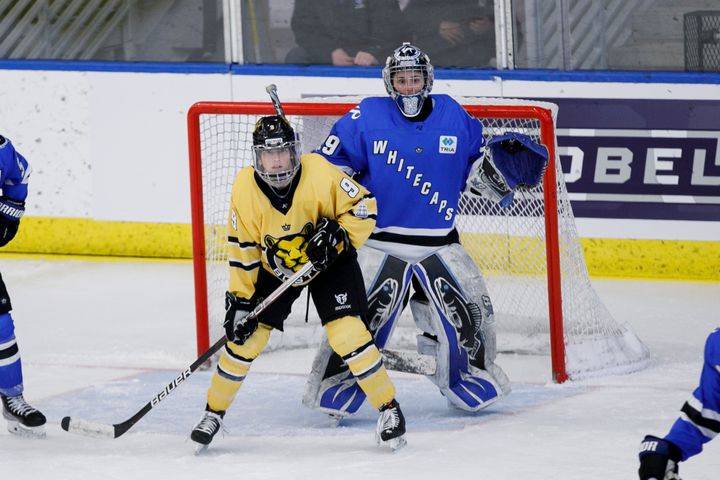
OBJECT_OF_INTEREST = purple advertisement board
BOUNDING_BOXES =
[553,99,720,221]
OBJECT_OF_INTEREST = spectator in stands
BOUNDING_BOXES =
[287,0,407,66]
[403,0,496,68]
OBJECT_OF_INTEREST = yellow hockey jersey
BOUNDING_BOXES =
[227,152,377,300]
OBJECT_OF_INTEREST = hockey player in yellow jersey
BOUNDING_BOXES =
[190,114,406,451]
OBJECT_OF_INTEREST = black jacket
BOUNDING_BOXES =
[291,0,407,64]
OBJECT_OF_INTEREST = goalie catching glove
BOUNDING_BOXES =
[468,132,549,208]
[487,132,549,190]
[306,218,348,271]
[223,292,258,345]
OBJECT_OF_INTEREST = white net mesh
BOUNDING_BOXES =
[190,97,649,380]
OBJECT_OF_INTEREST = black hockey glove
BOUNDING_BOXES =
[638,435,682,480]
[0,197,25,247]
[306,218,347,271]
[223,292,258,345]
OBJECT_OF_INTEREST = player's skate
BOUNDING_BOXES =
[190,409,225,453]
[1,394,47,438]
[375,399,406,451]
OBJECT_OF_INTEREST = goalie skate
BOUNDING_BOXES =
[375,399,406,451]
[2,394,47,438]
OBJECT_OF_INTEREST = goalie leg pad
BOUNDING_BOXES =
[303,336,365,415]
[0,312,23,397]
[303,248,412,415]
[207,323,271,412]
[433,244,507,383]
[411,245,510,411]
[362,250,414,346]
[325,316,395,410]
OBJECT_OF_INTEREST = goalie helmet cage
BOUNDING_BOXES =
[187,97,649,383]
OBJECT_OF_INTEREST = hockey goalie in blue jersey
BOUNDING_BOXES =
[638,328,720,480]
[0,135,46,437]
[304,43,549,415]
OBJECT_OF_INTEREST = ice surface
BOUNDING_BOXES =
[0,259,717,479]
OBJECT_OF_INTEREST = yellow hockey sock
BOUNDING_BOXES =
[207,323,271,412]
[325,316,395,409]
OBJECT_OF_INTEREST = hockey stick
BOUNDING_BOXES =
[265,83,285,116]
[61,262,315,439]
[382,349,436,376]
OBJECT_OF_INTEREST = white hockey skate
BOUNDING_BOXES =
[1,394,47,438]
[375,399,406,451]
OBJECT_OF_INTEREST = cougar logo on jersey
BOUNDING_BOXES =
[264,222,316,283]
[439,136,457,154]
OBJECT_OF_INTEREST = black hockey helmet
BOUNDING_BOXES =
[382,42,434,118]
[251,115,300,189]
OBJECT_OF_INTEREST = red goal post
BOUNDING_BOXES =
[187,98,649,383]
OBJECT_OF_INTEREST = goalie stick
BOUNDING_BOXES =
[382,348,436,375]
[61,262,315,439]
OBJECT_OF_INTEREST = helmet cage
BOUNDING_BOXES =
[382,43,434,118]
[252,140,300,189]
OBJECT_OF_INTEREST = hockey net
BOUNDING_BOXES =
[187,97,649,382]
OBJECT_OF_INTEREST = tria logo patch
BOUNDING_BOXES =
[439,135,457,154]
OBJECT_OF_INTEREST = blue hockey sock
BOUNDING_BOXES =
[0,313,24,397]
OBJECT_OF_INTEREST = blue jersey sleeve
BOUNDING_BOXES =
[463,112,486,181]
[314,104,368,175]
[0,136,30,201]
[665,328,720,461]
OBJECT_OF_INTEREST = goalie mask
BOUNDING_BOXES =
[252,115,300,189]
[382,43,434,118]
